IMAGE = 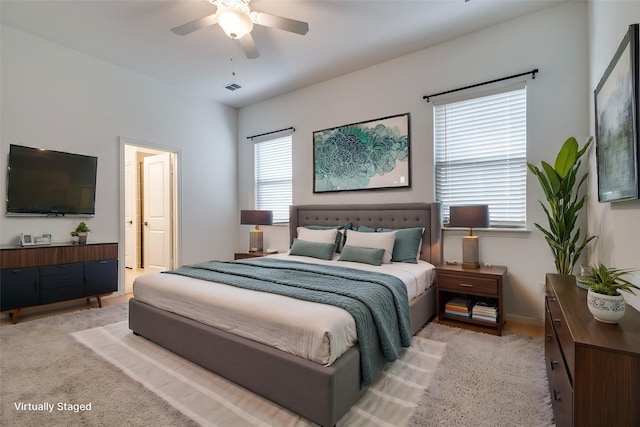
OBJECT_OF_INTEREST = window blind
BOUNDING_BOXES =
[254,135,292,224]
[434,86,527,228]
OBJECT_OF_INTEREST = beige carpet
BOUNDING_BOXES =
[1,304,554,427]
[72,320,446,427]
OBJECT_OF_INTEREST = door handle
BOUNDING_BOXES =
[144,221,148,226]
[126,220,133,224]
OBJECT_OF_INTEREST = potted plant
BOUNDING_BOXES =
[75,222,91,244]
[527,136,597,275]
[580,264,638,324]
[70,231,79,244]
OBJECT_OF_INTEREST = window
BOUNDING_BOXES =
[254,134,292,224]
[434,85,527,228]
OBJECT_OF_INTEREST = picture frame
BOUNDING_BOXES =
[594,23,640,202]
[313,113,411,193]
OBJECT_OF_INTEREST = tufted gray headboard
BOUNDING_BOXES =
[289,203,442,265]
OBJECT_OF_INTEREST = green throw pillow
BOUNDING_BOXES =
[338,245,385,266]
[289,238,336,260]
[377,227,425,263]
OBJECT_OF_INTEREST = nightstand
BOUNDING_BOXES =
[234,251,278,260]
[435,264,507,336]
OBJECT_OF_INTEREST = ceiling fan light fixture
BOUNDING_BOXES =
[217,6,254,39]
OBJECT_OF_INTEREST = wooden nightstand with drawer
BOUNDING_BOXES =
[234,251,278,260]
[436,264,507,335]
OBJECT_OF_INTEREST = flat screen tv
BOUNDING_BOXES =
[6,144,98,216]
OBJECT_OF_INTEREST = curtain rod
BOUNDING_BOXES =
[246,127,295,140]
[422,68,539,102]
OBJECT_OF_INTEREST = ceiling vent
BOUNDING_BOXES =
[225,83,242,91]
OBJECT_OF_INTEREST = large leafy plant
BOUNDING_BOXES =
[581,264,638,296]
[528,136,596,275]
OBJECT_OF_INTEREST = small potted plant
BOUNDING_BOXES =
[70,231,79,244]
[75,222,91,244]
[580,264,638,324]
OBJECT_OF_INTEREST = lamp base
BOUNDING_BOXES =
[461,235,481,269]
[249,229,264,252]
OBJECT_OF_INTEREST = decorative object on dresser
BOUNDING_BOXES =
[240,209,273,252]
[74,221,91,244]
[435,264,506,335]
[0,242,118,323]
[578,263,638,324]
[527,136,597,275]
[447,205,489,268]
[545,273,640,427]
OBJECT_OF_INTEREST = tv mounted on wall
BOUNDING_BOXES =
[6,144,98,216]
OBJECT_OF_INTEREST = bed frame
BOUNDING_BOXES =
[129,202,442,427]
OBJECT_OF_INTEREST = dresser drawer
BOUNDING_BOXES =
[546,294,575,378]
[40,262,83,276]
[438,273,498,295]
[40,271,84,290]
[545,304,573,427]
[40,284,84,304]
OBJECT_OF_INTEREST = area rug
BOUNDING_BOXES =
[1,303,554,427]
[72,320,446,427]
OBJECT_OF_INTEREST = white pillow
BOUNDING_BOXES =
[296,227,339,244]
[345,229,397,264]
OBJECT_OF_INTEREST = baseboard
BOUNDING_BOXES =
[505,313,543,327]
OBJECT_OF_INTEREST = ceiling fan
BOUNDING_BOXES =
[171,0,309,59]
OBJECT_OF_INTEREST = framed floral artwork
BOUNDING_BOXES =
[313,113,411,193]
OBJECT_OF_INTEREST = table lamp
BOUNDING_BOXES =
[240,210,273,252]
[448,205,489,268]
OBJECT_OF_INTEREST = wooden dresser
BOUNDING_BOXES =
[545,273,640,426]
[1,242,118,323]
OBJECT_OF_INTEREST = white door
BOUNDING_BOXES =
[143,152,172,274]
[124,145,137,272]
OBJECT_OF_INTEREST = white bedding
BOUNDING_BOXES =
[133,253,436,366]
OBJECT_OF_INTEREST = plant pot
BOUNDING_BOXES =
[71,236,79,244]
[78,233,88,244]
[587,289,625,324]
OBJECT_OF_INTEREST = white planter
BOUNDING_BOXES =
[587,289,625,324]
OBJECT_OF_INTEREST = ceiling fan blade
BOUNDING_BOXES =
[171,14,218,36]
[253,12,309,35]
[239,33,260,59]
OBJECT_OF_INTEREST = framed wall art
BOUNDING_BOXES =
[594,23,639,202]
[313,113,411,193]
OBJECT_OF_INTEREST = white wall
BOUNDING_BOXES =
[238,1,590,324]
[587,2,640,311]
[0,26,238,283]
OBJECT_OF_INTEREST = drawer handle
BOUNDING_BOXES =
[547,296,556,302]
[553,389,562,402]
[546,334,553,342]
[550,359,559,371]
[12,269,23,273]
[459,283,474,288]
[553,319,562,327]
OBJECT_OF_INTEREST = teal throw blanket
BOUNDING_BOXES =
[165,257,412,385]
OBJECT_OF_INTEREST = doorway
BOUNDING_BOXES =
[121,139,179,294]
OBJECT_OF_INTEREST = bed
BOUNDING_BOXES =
[129,202,442,426]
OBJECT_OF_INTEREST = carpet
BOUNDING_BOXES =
[1,303,554,427]
[73,321,445,427]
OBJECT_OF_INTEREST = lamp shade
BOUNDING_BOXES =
[449,205,489,229]
[240,210,273,226]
